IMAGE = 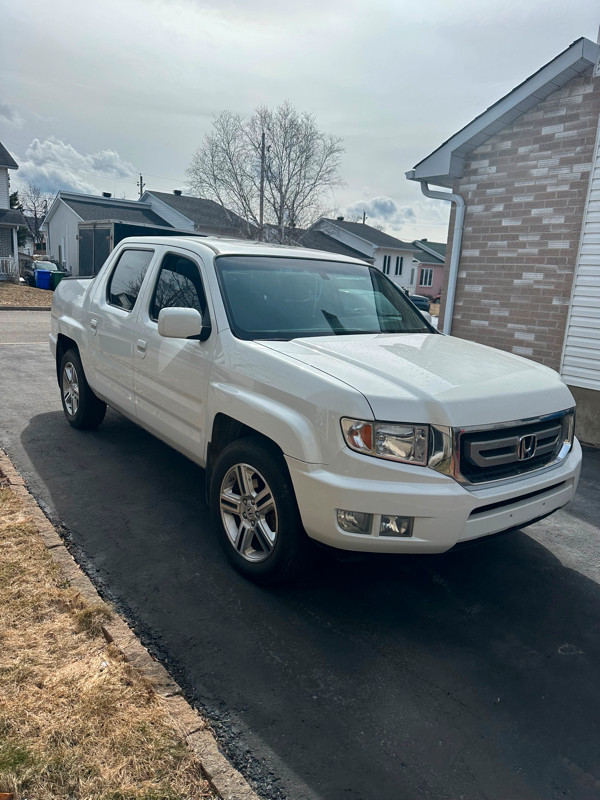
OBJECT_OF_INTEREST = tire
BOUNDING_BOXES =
[59,348,107,429]
[210,438,312,585]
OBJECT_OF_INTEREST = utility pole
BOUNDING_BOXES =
[137,174,145,198]
[362,211,367,224]
[259,132,266,241]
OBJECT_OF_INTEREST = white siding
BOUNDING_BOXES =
[0,168,9,209]
[46,201,82,274]
[561,119,600,390]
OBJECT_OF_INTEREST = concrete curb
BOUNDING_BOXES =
[0,306,52,311]
[0,449,262,800]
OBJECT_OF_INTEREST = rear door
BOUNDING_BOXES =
[132,248,216,464]
[87,246,156,417]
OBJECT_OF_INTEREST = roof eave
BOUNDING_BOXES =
[408,37,600,185]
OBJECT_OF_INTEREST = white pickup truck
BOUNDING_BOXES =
[50,236,582,583]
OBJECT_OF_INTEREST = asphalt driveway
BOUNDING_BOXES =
[1,310,600,800]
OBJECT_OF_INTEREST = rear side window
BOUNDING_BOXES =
[150,253,207,321]
[107,249,154,311]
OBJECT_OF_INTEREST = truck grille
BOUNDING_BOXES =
[458,415,567,484]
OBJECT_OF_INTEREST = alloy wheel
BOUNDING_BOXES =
[219,462,278,562]
[62,362,80,417]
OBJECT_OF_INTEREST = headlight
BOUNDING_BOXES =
[341,418,429,465]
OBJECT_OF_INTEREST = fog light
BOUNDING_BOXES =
[380,515,413,537]
[337,509,372,535]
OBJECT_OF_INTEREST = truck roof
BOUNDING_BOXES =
[115,235,371,266]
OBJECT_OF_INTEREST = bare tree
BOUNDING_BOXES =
[186,102,344,242]
[21,183,54,244]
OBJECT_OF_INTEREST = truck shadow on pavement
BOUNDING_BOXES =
[20,409,600,800]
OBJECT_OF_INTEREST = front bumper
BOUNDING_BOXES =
[286,439,582,553]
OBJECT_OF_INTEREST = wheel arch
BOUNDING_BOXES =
[56,333,80,383]
[205,413,286,506]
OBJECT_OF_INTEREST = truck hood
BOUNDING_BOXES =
[260,334,574,428]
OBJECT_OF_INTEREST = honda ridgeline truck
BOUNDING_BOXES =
[50,237,582,583]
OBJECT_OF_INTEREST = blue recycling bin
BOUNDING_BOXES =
[35,269,52,290]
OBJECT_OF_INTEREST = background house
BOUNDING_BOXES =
[43,191,173,274]
[0,141,27,280]
[411,239,446,298]
[408,36,600,445]
[311,217,418,290]
[140,190,255,237]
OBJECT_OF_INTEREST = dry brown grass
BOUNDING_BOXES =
[0,283,53,307]
[0,487,214,800]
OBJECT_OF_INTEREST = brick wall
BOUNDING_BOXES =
[439,67,600,370]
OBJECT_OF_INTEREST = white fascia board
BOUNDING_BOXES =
[42,196,83,231]
[59,190,151,210]
[413,242,445,262]
[142,191,194,229]
[325,222,411,254]
[409,37,600,186]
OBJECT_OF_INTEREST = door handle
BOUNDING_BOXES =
[136,339,147,358]
[90,318,98,334]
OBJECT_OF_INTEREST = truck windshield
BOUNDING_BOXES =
[215,256,435,341]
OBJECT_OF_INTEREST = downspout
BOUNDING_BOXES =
[405,172,465,335]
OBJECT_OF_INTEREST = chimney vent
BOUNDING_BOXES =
[102,192,112,198]
[173,189,182,196]
[336,215,344,221]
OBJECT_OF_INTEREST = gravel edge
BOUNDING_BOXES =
[0,448,262,800]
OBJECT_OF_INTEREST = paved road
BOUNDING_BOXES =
[2,310,600,800]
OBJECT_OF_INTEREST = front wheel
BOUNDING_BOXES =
[210,439,312,585]
[60,348,107,429]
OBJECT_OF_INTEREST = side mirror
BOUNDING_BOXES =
[157,307,204,339]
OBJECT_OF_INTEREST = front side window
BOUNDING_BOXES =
[150,253,207,321]
[216,256,435,341]
[107,249,154,311]
[420,268,433,287]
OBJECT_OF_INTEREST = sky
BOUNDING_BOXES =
[1,0,598,243]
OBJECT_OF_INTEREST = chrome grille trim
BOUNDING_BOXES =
[429,409,575,490]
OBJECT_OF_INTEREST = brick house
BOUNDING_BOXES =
[407,37,600,444]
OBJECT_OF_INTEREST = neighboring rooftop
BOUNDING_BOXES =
[51,192,170,226]
[297,228,372,261]
[320,218,418,250]
[145,191,254,236]
[407,37,600,187]
[412,239,446,263]
[0,208,28,226]
[0,141,18,170]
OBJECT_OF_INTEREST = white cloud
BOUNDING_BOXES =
[13,137,136,195]
[344,195,450,241]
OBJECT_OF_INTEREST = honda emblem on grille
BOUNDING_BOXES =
[518,434,537,460]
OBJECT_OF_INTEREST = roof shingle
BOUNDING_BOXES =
[322,219,418,250]
[63,197,170,226]
[297,229,371,261]
[148,192,255,236]
[0,142,18,170]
